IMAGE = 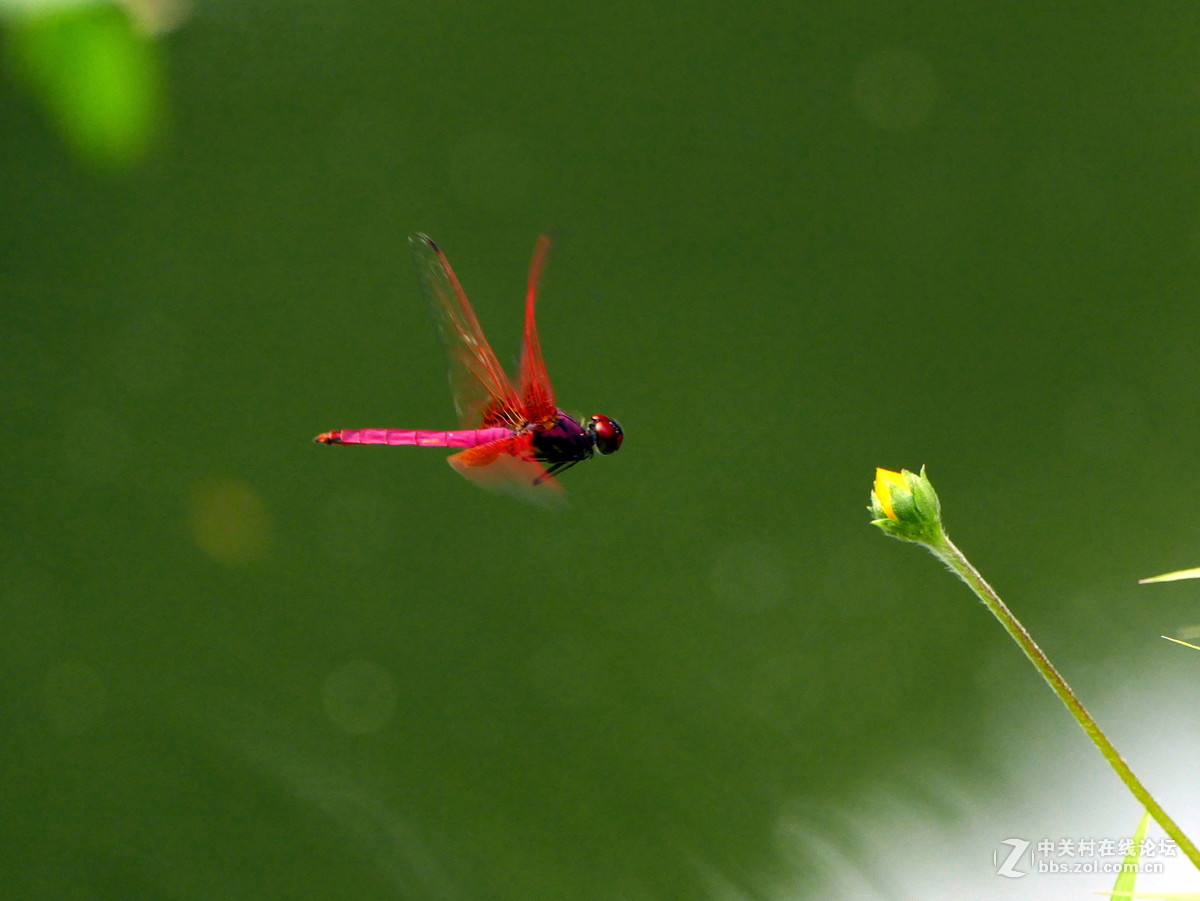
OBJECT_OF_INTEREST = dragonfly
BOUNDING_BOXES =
[314,234,623,504]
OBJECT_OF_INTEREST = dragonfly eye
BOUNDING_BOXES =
[588,414,623,455]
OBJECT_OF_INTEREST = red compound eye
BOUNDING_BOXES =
[588,415,623,455]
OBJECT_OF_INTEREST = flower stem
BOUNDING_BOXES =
[931,533,1200,870]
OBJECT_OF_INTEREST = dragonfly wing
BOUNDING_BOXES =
[446,434,566,507]
[410,234,525,429]
[517,234,558,424]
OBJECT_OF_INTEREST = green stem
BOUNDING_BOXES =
[931,531,1200,870]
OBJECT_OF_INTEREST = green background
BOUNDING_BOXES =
[3,2,1199,898]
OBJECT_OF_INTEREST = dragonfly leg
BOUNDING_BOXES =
[534,459,579,485]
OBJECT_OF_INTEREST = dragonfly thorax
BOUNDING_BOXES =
[530,410,594,465]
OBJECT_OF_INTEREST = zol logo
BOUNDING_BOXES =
[994,838,1031,878]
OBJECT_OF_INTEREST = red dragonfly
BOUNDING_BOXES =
[315,234,623,504]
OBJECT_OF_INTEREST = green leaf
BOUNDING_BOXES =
[6,2,164,165]
[1108,810,1149,900]
[1139,567,1200,584]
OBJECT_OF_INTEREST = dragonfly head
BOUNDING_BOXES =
[587,414,624,455]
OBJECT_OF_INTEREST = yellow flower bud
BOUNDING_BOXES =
[873,468,908,520]
[869,466,944,546]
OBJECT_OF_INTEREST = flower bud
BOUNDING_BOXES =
[870,466,945,546]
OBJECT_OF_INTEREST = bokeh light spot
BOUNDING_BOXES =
[120,0,192,36]
[322,659,399,735]
[187,477,270,564]
[42,660,107,736]
[852,48,938,131]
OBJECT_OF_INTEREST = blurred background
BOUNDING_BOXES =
[2,1,1199,898]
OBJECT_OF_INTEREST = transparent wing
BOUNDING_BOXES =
[517,234,557,424]
[447,435,567,507]
[410,234,525,429]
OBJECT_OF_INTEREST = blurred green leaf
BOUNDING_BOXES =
[1108,810,1149,900]
[1162,635,1200,652]
[5,1,163,165]
[1140,567,1200,584]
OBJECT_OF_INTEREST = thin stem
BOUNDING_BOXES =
[932,533,1200,870]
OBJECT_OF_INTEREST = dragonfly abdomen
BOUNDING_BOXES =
[315,427,514,447]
